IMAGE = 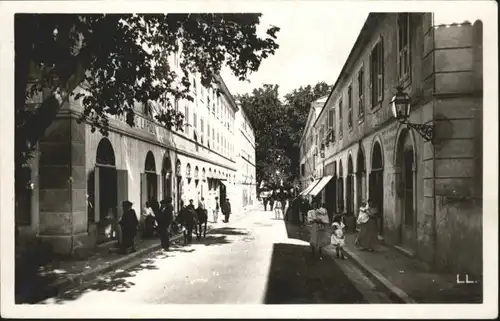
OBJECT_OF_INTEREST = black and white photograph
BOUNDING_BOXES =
[1,0,497,319]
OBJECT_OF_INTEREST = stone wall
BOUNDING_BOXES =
[430,21,483,277]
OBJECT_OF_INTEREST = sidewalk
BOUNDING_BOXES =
[342,233,482,303]
[16,206,258,304]
[284,222,482,304]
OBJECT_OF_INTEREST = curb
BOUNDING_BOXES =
[342,246,416,303]
[31,207,258,303]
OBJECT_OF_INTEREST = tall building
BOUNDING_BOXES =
[299,13,483,276]
[16,50,255,256]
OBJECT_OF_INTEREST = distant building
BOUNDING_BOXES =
[16,50,255,256]
[299,13,483,277]
[299,95,328,191]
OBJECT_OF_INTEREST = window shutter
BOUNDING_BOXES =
[379,37,385,102]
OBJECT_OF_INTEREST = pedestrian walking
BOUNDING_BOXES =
[196,197,208,239]
[300,198,311,225]
[307,201,330,259]
[178,200,198,245]
[355,199,378,252]
[213,196,220,222]
[119,200,139,254]
[274,199,283,219]
[269,195,275,211]
[157,198,174,250]
[263,197,269,211]
[222,198,232,223]
[142,201,156,238]
[331,214,346,259]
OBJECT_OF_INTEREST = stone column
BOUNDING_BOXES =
[38,114,87,256]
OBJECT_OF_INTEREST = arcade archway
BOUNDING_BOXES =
[337,160,344,213]
[161,154,172,201]
[347,155,355,215]
[92,138,118,243]
[395,129,417,251]
[356,147,367,213]
[144,151,158,205]
[370,141,384,235]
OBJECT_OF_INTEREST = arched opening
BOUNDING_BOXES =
[356,147,367,215]
[337,160,344,213]
[347,155,355,215]
[370,141,384,236]
[161,154,172,201]
[92,138,118,244]
[325,161,337,218]
[175,159,182,211]
[143,151,158,206]
[395,129,417,251]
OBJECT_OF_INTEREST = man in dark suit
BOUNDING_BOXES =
[222,198,232,223]
[157,197,174,250]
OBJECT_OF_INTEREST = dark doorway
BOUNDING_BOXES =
[347,156,355,215]
[396,130,416,251]
[337,160,344,213]
[356,147,367,214]
[370,141,384,236]
[95,138,118,244]
[162,154,172,201]
[219,182,226,205]
[144,151,158,203]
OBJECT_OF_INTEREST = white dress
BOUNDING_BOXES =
[331,222,345,247]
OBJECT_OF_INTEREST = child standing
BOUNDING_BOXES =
[331,215,346,259]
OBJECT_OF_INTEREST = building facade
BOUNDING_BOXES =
[16,52,256,256]
[232,104,257,212]
[299,13,483,277]
[299,96,328,190]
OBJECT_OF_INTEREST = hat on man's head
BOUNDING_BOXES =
[122,200,133,207]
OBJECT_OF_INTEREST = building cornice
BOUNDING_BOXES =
[57,108,238,172]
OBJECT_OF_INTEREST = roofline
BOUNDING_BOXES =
[299,97,324,146]
[216,75,240,113]
[313,13,379,128]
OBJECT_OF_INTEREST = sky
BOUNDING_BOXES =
[220,3,486,99]
[221,9,368,98]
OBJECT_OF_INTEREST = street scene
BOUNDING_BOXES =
[2,0,497,319]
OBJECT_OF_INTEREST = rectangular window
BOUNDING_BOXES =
[339,99,343,137]
[200,118,204,144]
[184,106,189,135]
[358,67,365,120]
[332,107,336,142]
[398,13,411,80]
[348,86,353,129]
[328,108,334,130]
[370,39,384,105]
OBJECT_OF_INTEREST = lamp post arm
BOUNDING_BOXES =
[404,121,434,143]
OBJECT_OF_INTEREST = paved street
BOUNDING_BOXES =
[40,209,391,305]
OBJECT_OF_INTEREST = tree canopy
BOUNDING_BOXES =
[15,14,280,172]
[238,82,331,187]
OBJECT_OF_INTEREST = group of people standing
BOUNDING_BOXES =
[118,196,233,254]
[296,196,380,260]
[262,190,290,220]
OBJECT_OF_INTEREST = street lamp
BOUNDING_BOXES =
[390,86,434,143]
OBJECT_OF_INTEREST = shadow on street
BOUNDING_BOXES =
[32,227,251,304]
[263,242,366,304]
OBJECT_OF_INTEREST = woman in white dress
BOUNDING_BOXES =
[274,200,283,219]
[307,202,330,259]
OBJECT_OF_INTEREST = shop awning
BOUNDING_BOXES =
[299,179,320,196]
[308,175,334,197]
